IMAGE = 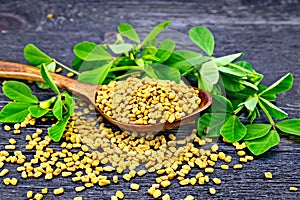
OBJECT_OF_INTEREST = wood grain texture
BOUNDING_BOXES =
[0,0,300,199]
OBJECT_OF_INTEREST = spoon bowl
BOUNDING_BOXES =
[0,61,212,132]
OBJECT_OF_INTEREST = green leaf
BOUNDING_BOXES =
[2,81,38,103]
[260,73,293,95]
[23,44,52,65]
[198,61,219,92]
[63,92,74,117]
[53,96,63,120]
[220,115,247,142]
[246,130,280,156]
[0,102,32,123]
[74,42,112,61]
[117,23,140,43]
[218,66,246,77]
[211,95,233,113]
[276,119,300,136]
[142,20,172,45]
[239,80,259,91]
[48,115,70,142]
[213,53,243,66]
[258,84,277,101]
[36,62,56,89]
[235,61,254,72]
[78,62,112,85]
[41,64,60,94]
[152,64,181,83]
[259,97,288,119]
[221,74,245,92]
[198,113,229,137]
[189,26,215,56]
[244,124,272,140]
[155,39,175,63]
[240,95,258,112]
[109,43,133,54]
[28,105,49,118]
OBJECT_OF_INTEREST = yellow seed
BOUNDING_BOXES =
[123,174,131,181]
[111,196,118,200]
[0,162,4,169]
[225,155,232,163]
[161,180,171,188]
[245,155,254,161]
[75,186,85,192]
[205,167,214,173]
[221,165,229,170]
[137,170,146,176]
[4,125,11,131]
[45,173,53,180]
[233,164,243,169]
[209,187,216,195]
[67,72,75,77]
[289,187,298,192]
[190,177,197,185]
[162,194,171,200]
[27,190,33,198]
[99,180,110,186]
[218,152,226,160]
[34,193,43,200]
[41,188,48,194]
[13,130,21,134]
[53,187,64,195]
[5,145,15,150]
[62,171,72,177]
[0,168,9,176]
[148,187,156,195]
[211,144,218,152]
[55,68,63,73]
[153,189,162,198]
[116,190,124,199]
[9,138,16,145]
[130,183,140,190]
[74,197,83,200]
[240,157,248,163]
[213,178,222,185]
[184,195,194,200]
[179,179,190,186]
[264,172,273,179]
[3,177,10,185]
[10,177,18,185]
[237,150,246,157]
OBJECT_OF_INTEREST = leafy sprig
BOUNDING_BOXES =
[2,20,299,155]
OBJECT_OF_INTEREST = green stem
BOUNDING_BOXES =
[114,72,141,80]
[54,60,80,75]
[233,105,244,115]
[258,100,276,128]
[109,66,143,72]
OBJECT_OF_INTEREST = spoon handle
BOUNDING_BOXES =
[0,60,97,103]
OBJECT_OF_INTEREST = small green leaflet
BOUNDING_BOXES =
[221,74,245,92]
[23,44,52,65]
[28,105,49,118]
[52,96,63,120]
[155,39,175,63]
[37,62,56,89]
[109,43,133,54]
[198,113,228,137]
[260,73,293,96]
[246,130,280,156]
[210,95,233,113]
[213,53,243,66]
[78,62,112,85]
[259,97,288,119]
[48,115,70,142]
[189,26,215,56]
[63,92,74,116]
[0,102,32,123]
[198,61,219,92]
[2,81,38,103]
[244,124,272,140]
[117,23,140,43]
[239,95,258,112]
[151,64,181,84]
[218,67,246,77]
[276,119,300,136]
[41,64,60,94]
[220,115,247,142]
[142,20,172,45]
[74,42,112,61]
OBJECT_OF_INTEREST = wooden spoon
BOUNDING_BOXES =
[0,60,212,132]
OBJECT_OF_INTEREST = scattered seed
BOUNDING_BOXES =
[184,195,195,200]
[53,187,64,195]
[153,189,162,198]
[4,125,11,131]
[209,187,216,195]
[130,183,140,190]
[27,190,33,198]
[116,190,124,199]
[264,172,273,179]
[289,187,298,192]
[162,194,171,200]
[233,164,243,169]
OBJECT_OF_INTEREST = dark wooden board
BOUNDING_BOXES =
[0,0,300,199]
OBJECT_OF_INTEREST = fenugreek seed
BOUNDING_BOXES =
[237,150,246,157]
[240,157,248,163]
[99,180,110,186]
[264,172,273,179]
[74,197,83,200]
[3,177,10,185]
[111,196,118,200]
[113,175,118,184]
[190,177,197,185]
[5,145,15,150]
[221,165,229,170]
[27,190,33,198]
[225,155,232,163]
[233,164,243,169]
[213,178,222,185]
[289,187,298,192]
[14,123,20,130]
[0,162,4,169]
[211,144,218,152]
[62,171,72,177]
[116,190,124,199]
[160,180,171,188]
[53,187,64,195]
[55,67,62,73]
[9,138,16,145]
[205,167,214,173]
[130,183,140,190]
[10,177,18,185]
[137,169,146,176]
[41,188,48,194]
[209,187,216,195]
[45,173,53,180]
[162,194,171,200]
[22,171,27,179]
[85,183,94,188]
[153,189,162,198]
[245,155,254,161]
[13,130,21,134]
[184,195,194,200]
[179,179,190,186]
[75,186,85,192]
[148,187,156,195]
[0,168,9,176]
[123,174,131,181]
[34,193,43,200]
[4,125,11,131]
[204,175,209,183]
[67,72,75,77]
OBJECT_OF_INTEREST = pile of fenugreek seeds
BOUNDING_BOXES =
[0,100,274,200]
[95,77,201,125]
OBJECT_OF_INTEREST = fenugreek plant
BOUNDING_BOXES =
[0,20,299,155]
